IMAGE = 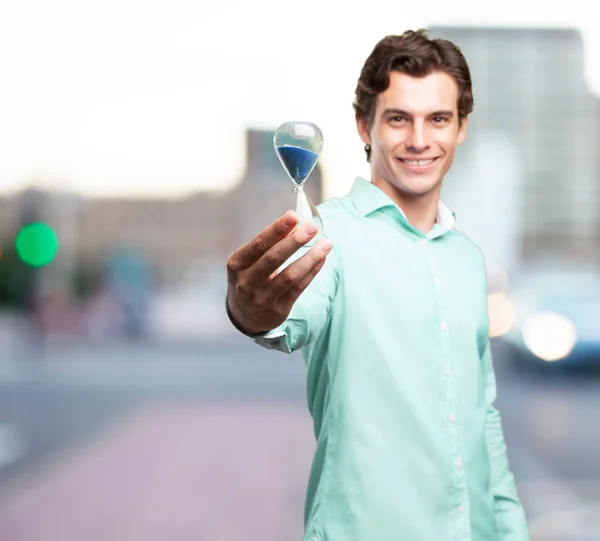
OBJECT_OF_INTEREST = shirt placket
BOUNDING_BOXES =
[419,236,472,541]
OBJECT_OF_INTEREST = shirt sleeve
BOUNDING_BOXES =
[479,301,531,540]
[251,243,341,354]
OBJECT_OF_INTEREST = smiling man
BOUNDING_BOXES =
[225,29,530,541]
[356,68,467,234]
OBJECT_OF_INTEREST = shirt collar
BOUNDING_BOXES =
[348,177,456,237]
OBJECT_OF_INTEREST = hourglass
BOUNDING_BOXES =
[274,121,324,246]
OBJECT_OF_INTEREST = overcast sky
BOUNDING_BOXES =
[0,0,598,199]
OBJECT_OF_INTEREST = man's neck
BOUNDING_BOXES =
[372,178,440,234]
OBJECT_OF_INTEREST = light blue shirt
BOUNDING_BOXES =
[250,177,530,541]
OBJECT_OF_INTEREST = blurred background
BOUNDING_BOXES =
[1,1,600,540]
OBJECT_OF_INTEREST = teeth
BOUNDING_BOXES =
[402,159,435,166]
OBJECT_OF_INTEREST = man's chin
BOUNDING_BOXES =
[391,179,440,198]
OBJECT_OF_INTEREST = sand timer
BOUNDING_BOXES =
[274,121,324,246]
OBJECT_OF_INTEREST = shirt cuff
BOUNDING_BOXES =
[251,330,292,352]
[224,297,293,353]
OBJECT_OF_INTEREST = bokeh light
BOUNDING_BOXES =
[522,311,577,362]
[15,222,59,267]
[487,292,517,337]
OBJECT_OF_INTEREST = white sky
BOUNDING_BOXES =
[0,0,598,200]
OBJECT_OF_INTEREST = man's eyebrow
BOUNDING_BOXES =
[381,108,455,117]
[382,108,411,117]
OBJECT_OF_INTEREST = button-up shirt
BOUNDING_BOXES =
[248,177,530,541]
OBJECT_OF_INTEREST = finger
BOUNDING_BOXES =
[227,210,298,272]
[267,237,332,299]
[276,253,328,311]
[247,220,322,285]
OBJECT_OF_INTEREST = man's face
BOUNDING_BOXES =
[357,70,467,198]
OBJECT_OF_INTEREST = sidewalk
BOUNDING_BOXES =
[0,399,315,541]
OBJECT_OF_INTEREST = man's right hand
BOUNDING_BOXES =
[225,210,333,335]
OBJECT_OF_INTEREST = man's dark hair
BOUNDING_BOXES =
[353,29,474,161]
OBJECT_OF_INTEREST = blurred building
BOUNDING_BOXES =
[431,26,600,270]
[75,127,322,284]
[0,128,323,289]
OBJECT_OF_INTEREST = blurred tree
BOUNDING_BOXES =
[0,189,45,313]
[0,240,35,311]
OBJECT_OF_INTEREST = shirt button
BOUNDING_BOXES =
[449,413,456,423]
[445,367,452,377]
[420,238,428,245]
[441,321,448,330]
[434,277,442,286]
[455,458,463,468]
[458,505,466,514]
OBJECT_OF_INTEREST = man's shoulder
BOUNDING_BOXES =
[313,194,359,237]
[315,193,352,216]
[447,228,486,265]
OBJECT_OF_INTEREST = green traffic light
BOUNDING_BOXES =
[15,222,59,267]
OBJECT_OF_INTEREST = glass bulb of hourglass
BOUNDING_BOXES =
[274,122,324,246]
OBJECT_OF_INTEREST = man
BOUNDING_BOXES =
[225,29,530,541]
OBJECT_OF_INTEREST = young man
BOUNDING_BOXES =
[226,29,530,541]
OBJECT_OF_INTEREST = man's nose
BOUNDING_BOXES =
[405,121,431,152]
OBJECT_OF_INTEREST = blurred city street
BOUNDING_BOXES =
[0,336,599,541]
[1,7,600,541]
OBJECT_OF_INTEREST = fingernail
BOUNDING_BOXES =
[283,213,295,228]
[320,239,332,253]
[304,222,318,235]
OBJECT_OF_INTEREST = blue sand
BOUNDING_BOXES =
[277,145,319,184]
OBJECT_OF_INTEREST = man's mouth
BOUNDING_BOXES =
[397,158,438,166]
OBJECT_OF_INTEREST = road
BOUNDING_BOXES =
[0,336,599,540]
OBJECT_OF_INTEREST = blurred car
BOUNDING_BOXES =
[496,268,600,374]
